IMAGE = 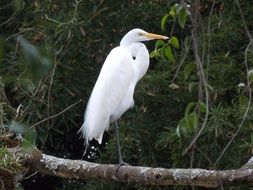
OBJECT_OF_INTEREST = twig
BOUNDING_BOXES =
[6,28,46,41]
[47,58,57,120]
[42,57,58,148]
[214,42,252,166]
[30,99,82,128]
[214,0,252,166]
[0,15,15,28]
[171,38,192,83]
[22,171,38,180]
[206,0,216,79]
[182,0,210,156]
[45,0,83,27]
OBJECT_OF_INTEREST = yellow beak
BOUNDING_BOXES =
[145,32,169,40]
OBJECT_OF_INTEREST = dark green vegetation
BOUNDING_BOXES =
[1,0,253,189]
[0,146,22,189]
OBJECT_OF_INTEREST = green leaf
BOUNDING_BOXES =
[239,95,249,108]
[191,112,198,129]
[164,46,175,63]
[199,101,207,113]
[155,40,165,49]
[169,9,175,17]
[169,3,178,17]
[183,63,196,80]
[176,124,181,138]
[176,118,187,137]
[185,102,196,116]
[186,112,198,129]
[170,36,179,49]
[161,14,168,30]
[150,50,157,58]
[188,82,198,93]
[184,36,191,48]
[178,7,187,28]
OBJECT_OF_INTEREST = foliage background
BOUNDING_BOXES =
[1,0,253,189]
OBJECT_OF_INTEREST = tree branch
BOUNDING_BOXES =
[12,148,253,188]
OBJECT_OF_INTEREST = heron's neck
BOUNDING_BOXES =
[129,42,150,81]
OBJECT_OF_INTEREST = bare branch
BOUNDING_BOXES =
[11,149,253,188]
[214,0,253,166]
[30,99,82,128]
[182,0,210,156]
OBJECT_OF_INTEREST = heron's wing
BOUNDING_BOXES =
[80,46,134,144]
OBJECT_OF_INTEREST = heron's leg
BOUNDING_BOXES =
[114,120,129,166]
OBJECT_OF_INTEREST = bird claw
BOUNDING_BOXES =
[116,160,130,172]
[119,160,130,166]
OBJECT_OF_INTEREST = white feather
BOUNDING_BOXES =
[79,28,168,152]
[80,46,136,144]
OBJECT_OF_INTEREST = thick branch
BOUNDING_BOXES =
[13,149,253,188]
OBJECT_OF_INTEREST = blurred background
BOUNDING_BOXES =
[1,0,253,189]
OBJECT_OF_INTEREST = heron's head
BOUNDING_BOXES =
[120,28,168,46]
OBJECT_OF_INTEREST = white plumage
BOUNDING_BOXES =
[79,28,168,164]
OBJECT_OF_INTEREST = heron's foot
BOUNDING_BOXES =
[116,160,130,172]
[119,160,130,166]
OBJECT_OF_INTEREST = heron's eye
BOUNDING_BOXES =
[138,32,145,36]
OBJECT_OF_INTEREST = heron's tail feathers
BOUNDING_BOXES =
[78,123,89,157]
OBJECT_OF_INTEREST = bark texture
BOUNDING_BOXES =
[13,148,253,188]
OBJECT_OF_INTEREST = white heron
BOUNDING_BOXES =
[79,28,168,165]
